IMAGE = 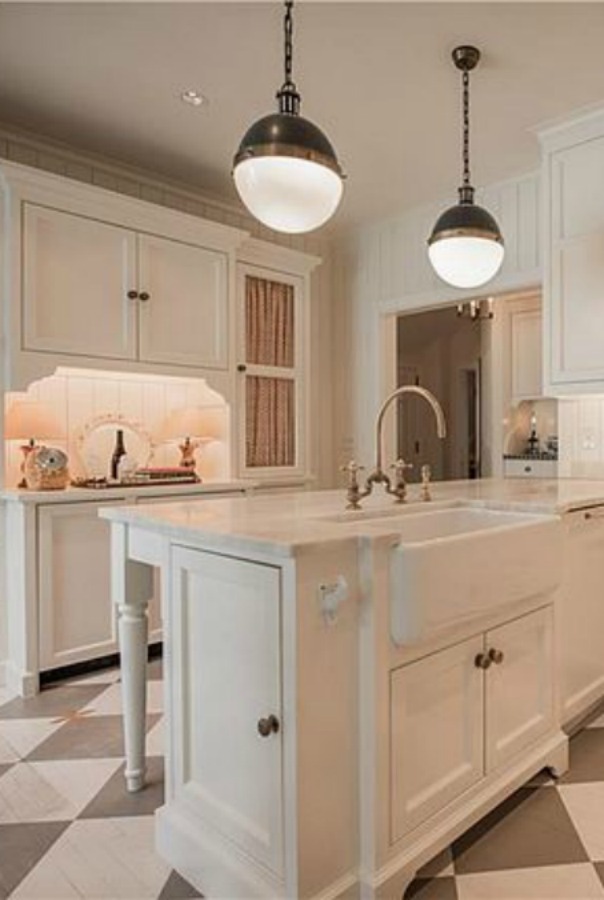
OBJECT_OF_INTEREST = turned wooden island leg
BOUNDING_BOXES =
[111,523,152,793]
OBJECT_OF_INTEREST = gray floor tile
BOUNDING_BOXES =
[26,713,160,761]
[405,876,458,899]
[560,729,604,784]
[453,786,588,874]
[0,763,14,780]
[147,658,163,681]
[594,862,604,889]
[0,684,108,720]
[158,869,204,899]
[0,820,69,898]
[79,755,164,818]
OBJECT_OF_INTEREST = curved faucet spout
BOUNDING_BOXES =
[375,385,447,472]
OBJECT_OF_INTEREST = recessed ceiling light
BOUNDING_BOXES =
[181,90,207,108]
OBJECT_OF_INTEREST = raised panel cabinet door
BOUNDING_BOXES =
[485,606,554,772]
[390,634,485,842]
[23,204,137,360]
[170,547,284,878]
[511,308,542,400]
[38,502,122,671]
[550,233,604,385]
[137,234,228,369]
[559,509,604,724]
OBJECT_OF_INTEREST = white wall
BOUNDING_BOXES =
[332,171,542,470]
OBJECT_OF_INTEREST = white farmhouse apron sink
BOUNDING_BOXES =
[389,507,563,644]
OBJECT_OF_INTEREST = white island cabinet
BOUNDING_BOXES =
[102,481,581,900]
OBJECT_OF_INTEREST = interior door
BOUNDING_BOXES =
[137,233,228,369]
[23,204,137,360]
[485,607,554,771]
[170,547,284,878]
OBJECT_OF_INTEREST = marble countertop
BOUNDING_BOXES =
[1,479,253,504]
[99,477,604,558]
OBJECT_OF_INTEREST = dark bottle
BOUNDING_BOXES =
[110,429,126,481]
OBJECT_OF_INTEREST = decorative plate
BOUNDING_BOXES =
[75,414,154,479]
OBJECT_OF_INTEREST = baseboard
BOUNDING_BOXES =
[3,659,38,698]
[156,803,287,900]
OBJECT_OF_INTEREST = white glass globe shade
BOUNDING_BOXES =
[234,155,343,234]
[428,235,504,289]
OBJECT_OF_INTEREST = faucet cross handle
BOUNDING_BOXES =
[420,464,432,502]
[388,458,413,504]
[341,460,367,511]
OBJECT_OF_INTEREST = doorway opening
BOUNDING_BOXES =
[396,305,484,482]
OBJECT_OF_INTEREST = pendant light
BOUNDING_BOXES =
[233,0,344,234]
[428,46,504,289]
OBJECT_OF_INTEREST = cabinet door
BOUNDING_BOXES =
[511,307,542,401]
[390,635,484,841]
[137,234,228,369]
[23,204,137,360]
[38,502,123,671]
[547,139,604,388]
[170,547,283,878]
[559,509,604,724]
[485,607,554,772]
[238,264,306,478]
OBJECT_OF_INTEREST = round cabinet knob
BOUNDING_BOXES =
[488,647,504,665]
[138,291,150,302]
[127,290,138,300]
[257,714,280,737]
[524,465,532,473]
[474,652,492,670]
[237,364,247,373]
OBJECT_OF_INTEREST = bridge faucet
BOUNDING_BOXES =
[342,385,447,510]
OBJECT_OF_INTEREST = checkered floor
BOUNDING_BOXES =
[2,665,604,900]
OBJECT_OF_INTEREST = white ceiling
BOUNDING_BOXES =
[1,3,604,229]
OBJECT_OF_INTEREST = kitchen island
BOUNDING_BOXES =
[101,478,604,899]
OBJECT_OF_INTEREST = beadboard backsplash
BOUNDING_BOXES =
[4,367,229,486]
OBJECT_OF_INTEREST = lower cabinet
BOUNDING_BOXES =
[390,606,554,839]
[559,507,604,724]
[168,547,284,882]
[38,501,162,672]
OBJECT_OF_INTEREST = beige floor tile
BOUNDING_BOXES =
[456,863,604,899]
[0,718,64,761]
[12,817,171,899]
[0,758,123,823]
[560,783,604,860]
[88,680,164,716]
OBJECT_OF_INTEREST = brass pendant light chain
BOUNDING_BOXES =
[277,0,301,115]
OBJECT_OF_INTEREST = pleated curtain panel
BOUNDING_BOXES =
[245,275,296,468]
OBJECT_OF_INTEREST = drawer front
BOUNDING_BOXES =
[504,459,558,479]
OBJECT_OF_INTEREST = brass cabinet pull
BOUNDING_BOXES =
[138,291,150,302]
[127,290,139,300]
[488,647,504,665]
[257,714,280,737]
[474,652,492,670]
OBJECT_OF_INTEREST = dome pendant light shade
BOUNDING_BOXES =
[428,46,504,289]
[232,1,344,234]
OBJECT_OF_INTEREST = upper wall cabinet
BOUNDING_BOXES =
[539,108,604,394]
[0,162,247,389]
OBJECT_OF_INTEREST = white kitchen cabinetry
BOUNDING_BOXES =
[505,295,543,401]
[3,484,249,696]
[236,245,320,482]
[166,548,284,881]
[23,204,228,371]
[390,635,484,841]
[37,500,162,672]
[559,506,604,725]
[1,161,246,389]
[539,108,604,393]
[23,205,137,361]
[390,607,555,840]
